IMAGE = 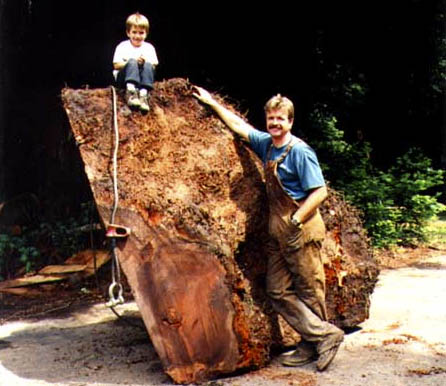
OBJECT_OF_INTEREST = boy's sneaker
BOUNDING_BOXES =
[125,89,140,110]
[139,93,150,113]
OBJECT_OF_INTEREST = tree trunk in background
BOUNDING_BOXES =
[442,120,446,185]
[0,0,7,201]
[62,78,379,384]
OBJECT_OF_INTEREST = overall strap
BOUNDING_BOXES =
[266,137,300,165]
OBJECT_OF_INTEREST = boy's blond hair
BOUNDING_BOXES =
[126,12,149,33]
[264,94,294,120]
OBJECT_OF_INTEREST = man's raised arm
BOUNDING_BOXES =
[193,86,253,141]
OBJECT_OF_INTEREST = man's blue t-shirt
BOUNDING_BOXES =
[248,128,325,201]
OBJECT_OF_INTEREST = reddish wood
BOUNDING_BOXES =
[62,79,379,384]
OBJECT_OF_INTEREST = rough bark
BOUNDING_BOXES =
[62,78,379,384]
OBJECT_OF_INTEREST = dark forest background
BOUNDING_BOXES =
[0,0,445,210]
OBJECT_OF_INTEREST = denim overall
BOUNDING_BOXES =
[264,139,342,352]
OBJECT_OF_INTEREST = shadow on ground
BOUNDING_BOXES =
[0,304,170,385]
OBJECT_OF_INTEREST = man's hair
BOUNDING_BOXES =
[264,94,294,120]
[126,12,150,33]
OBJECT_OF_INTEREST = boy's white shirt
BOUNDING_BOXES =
[112,40,159,79]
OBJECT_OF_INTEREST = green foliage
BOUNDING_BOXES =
[0,201,98,281]
[0,233,41,280]
[310,106,373,189]
[345,152,445,248]
[310,109,446,248]
[325,65,368,109]
[37,209,90,259]
[425,214,446,249]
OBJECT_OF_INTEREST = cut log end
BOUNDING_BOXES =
[62,78,379,384]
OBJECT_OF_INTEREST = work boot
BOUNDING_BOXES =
[316,331,344,371]
[125,89,140,110]
[139,92,150,113]
[280,341,317,367]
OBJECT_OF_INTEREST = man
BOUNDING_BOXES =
[193,86,344,371]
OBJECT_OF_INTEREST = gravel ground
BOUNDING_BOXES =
[0,254,445,386]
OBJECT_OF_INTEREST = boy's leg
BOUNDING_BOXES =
[116,59,141,110]
[139,62,155,90]
[137,63,155,113]
[138,88,150,113]
[116,58,141,87]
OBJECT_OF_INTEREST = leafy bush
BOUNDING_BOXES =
[310,108,445,248]
[0,233,41,280]
[345,151,445,248]
[0,201,98,281]
[425,213,446,249]
[309,105,372,189]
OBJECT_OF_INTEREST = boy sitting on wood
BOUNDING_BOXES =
[112,12,158,113]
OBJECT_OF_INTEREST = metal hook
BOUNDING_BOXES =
[106,281,124,308]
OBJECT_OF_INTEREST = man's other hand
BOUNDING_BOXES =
[192,86,216,106]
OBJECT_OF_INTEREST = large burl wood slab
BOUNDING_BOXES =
[62,79,379,384]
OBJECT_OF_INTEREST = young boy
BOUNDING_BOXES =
[112,13,158,113]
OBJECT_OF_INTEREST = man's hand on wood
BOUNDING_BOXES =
[193,86,216,107]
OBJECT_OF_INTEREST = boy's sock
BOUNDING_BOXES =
[139,88,150,113]
[125,83,140,109]
[126,83,136,92]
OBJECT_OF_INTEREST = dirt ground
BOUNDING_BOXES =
[0,247,445,386]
